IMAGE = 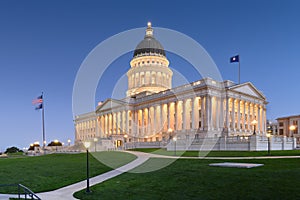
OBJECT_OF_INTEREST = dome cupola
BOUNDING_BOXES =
[133,22,166,57]
[127,22,173,97]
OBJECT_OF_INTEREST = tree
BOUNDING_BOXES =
[5,146,23,154]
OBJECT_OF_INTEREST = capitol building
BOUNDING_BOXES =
[74,23,295,151]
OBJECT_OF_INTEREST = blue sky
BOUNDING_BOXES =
[0,0,299,151]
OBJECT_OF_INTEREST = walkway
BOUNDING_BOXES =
[37,151,150,200]
[2,151,300,200]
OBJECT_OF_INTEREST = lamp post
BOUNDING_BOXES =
[67,139,71,146]
[173,137,177,156]
[266,133,271,155]
[289,125,297,148]
[93,138,98,152]
[289,125,296,136]
[251,120,258,135]
[83,141,91,193]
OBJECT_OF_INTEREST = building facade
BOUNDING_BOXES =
[275,115,300,146]
[74,23,269,150]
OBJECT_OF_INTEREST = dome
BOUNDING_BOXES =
[133,22,166,57]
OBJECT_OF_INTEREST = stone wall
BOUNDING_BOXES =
[165,135,296,151]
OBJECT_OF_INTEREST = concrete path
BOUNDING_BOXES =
[2,151,300,200]
[38,151,150,200]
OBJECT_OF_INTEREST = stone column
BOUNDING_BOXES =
[215,97,220,130]
[147,107,151,135]
[183,99,187,131]
[167,103,171,130]
[191,98,195,130]
[219,98,224,130]
[107,114,110,134]
[125,111,128,135]
[257,105,261,135]
[98,116,102,138]
[114,113,116,134]
[247,103,250,132]
[205,96,209,130]
[174,101,178,130]
[160,104,164,132]
[153,106,157,134]
[263,108,267,134]
[243,101,246,131]
[103,115,106,135]
[225,97,229,130]
[141,109,144,136]
[202,96,206,130]
[136,110,139,137]
[209,96,213,130]
[134,110,138,138]
[118,112,121,134]
[231,98,235,130]
[237,99,241,131]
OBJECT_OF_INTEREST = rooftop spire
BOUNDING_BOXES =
[145,21,153,38]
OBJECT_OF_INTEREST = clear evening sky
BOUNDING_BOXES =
[0,0,299,151]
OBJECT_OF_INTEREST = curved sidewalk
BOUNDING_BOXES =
[38,151,150,200]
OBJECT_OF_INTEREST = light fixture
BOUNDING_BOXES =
[84,141,91,149]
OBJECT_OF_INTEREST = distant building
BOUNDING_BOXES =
[74,23,270,150]
[276,115,300,145]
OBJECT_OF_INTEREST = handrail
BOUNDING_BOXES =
[0,183,41,200]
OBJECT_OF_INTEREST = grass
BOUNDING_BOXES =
[74,157,300,200]
[130,148,300,157]
[0,151,136,194]
[6,152,26,158]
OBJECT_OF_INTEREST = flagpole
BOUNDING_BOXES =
[238,57,241,84]
[42,92,46,150]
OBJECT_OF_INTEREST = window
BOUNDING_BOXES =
[279,129,284,135]
[151,74,156,84]
[141,75,145,85]
[279,122,283,127]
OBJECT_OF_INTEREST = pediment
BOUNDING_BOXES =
[96,99,127,112]
[229,82,265,99]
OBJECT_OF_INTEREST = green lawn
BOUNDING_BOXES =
[0,151,136,194]
[130,148,300,157]
[74,158,300,200]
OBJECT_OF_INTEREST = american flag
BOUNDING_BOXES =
[32,95,43,105]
